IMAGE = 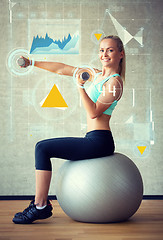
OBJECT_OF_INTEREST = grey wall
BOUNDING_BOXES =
[0,0,162,196]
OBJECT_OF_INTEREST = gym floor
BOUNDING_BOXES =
[0,200,163,240]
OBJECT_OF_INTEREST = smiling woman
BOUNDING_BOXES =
[13,35,126,224]
[79,35,125,130]
[99,35,126,82]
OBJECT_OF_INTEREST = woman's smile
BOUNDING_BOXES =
[102,58,111,62]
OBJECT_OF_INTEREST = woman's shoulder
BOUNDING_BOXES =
[104,75,123,99]
[106,74,123,86]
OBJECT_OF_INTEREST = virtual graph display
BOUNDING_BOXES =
[30,33,79,54]
[28,19,80,54]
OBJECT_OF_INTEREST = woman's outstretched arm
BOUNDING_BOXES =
[34,61,75,76]
[34,61,101,76]
[19,56,76,76]
[19,56,101,77]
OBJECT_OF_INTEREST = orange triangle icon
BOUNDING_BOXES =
[41,84,68,108]
[94,33,102,41]
[137,146,147,155]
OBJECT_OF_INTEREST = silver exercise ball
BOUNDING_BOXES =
[55,153,143,223]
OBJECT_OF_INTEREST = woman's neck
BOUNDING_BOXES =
[102,67,119,77]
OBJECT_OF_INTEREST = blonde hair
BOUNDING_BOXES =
[100,35,126,82]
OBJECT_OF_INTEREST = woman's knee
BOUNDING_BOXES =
[35,140,52,171]
[35,140,48,156]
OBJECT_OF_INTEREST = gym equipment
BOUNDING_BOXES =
[73,65,96,86]
[81,71,90,81]
[17,57,26,67]
[55,153,143,223]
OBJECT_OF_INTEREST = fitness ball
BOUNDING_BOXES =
[55,153,143,223]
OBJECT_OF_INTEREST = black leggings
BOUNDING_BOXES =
[35,130,115,171]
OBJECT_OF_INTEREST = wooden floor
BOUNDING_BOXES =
[0,200,162,240]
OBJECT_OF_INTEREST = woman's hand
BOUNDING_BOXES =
[76,74,86,88]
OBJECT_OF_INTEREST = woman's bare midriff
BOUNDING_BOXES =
[87,114,111,132]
